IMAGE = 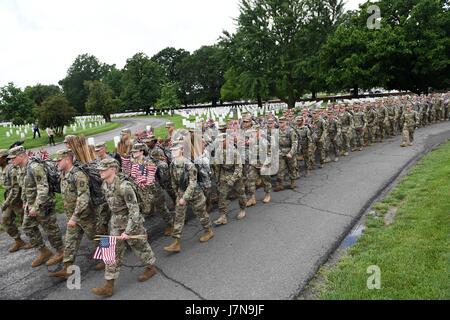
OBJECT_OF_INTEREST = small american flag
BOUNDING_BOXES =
[121,156,132,176]
[131,163,157,189]
[93,236,116,265]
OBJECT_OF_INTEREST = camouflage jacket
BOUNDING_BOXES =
[312,118,328,142]
[212,149,243,184]
[60,166,92,222]
[102,176,144,235]
[340,112,354,129]
[366,108,378,126]
[170,157,202,201]
[22,160,55,214]
[401,111,419,128]
[278,127,298,156]
[2,164,22,208]
[327,118,342,138]
[353,112,367,129]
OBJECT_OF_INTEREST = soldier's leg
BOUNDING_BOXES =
[128,236,156,267]
[275,156,287,189]
[286,156,298,181]
[235,179,247,211]
[171,195,188,239]
[155,189,173,227]
[191,192,211,230]
[2,207,20,240]
[22,213,44,249]
[401,128,409,147]
[261,169,272,194]
[409,128,415,144]
[104,237,127,281]
[246,166,258,197]
[218,181,231,217]
[63,223,84,264]
[38,206,63,251]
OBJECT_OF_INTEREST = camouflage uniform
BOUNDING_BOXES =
[212,148,247,217]
[277,121,298,184]
[295,123,315,173]
[245,129,272,196]
[102,173,156,281]
[312,116,327,166]
[327,117,342,159]
[170,157,211,239]
[376,105,388,141]
[59,161,96,264]
[1,164,24,240]
[365,107,378,145]
[20,159,63,251]
[352,110,366,150]
[400,109,419,147]
[339,110,354,154]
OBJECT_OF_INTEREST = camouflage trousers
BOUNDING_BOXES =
[139,185,173,227]
[22,203,63,251]
[314,138,327,165]
[376,122,386,141]
[105,226,156,280]
[385,117,395,136]
[352,128,365,148]
[365,125,376,144]
[246,165,272,195]
[341,128,353,152]
[217,177,247,215]
[444,107,449,120]
[435,109,444,121]
[277,154,298,181]
[328,134,341,157]
[63,210,96,263]
[401,126,416,146]
[95,202,111,236]
[1,203,24,239]
[172,190,211,239]
[300,143,315,171]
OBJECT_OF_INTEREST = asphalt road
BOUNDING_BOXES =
[1,121,449,300]
[30,117,166,154]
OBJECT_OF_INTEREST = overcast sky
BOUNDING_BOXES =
[0,0,365,88]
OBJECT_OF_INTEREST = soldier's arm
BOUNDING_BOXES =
[31,164,52,214]
[170,164,178,195]
[183,163,198,202]
[3,169,20,208]
[122,183,142,235]
[289,130,298,156]
[231,151,243,183]
[72,171,90,222]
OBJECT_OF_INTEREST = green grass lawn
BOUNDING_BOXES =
[314,141,450,300]
[0,121,122,150]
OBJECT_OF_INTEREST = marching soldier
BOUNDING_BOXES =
[352,105,366,151]
[312,111,327,169]
[163,141,214,253]
[92,158,157,297]
[275,117,298,191]
[130,143,174,236]
[365,104,378,146]
[294,117,315,176]
[9,146,64,268]
[212,134,247,225]
[0,149,32,253]
[327,111,342,162]
[49,150,101,278]
[339,106,354,156]
[400,105,420,147]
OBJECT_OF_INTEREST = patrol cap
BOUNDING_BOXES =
[170,141,184,151]
[267,118,275,124]
[120,128,132,135]
[218,122,227,130]
[165,121,175,128]
[94,142,106,151]
[7,146,26,159]
[131,143,147,152]
[97,158,120,171]
[278,116,287,122]
[0,149,9,157]
[53,149,73,162]
[295,116,304,122]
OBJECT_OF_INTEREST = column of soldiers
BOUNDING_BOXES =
[0,92,448,297]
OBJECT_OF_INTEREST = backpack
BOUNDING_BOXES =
[177,159,212,194]
[118,173,145,213]
[148,155,170,189]
[72,163,105,206]
[27,157,61,194]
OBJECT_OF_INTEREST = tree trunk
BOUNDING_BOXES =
[353,84,359,98]
[103,114,111,122]
[257,95,263,109]
[212,98,217,108]
[312,91,317,99]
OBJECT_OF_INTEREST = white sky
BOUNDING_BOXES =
[0,0,365,88]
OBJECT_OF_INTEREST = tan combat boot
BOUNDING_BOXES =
[164,239,181,253]
[343,151,349,156]
[95,261,106,271]
[290,180,297,189]
[8,238,28,253]
[262,193,271,204]
[91,280,115,297]
[274,181,284,192]
[46,249,64,266]
[164,225,174,237]
[138,265,157,282]
[49,262,72,279]
[31,247,53,268]
[237,209,246,220]
[246,195,256,207]
[214,215,228,226]
[199,228,214,243]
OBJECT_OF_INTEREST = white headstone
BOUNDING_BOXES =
[114,136,121,148]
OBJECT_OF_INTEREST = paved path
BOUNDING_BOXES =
[30,117,166,154]
[1,121,449,300]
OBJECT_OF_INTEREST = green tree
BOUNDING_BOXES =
[85,80,120,122]
[36,94,76,136]
[24,84,61,106]
[121,53,166,114]
[103,65,123,100]
[59,54,109,114]
[0,83,35,125]
[156,82,181,110]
